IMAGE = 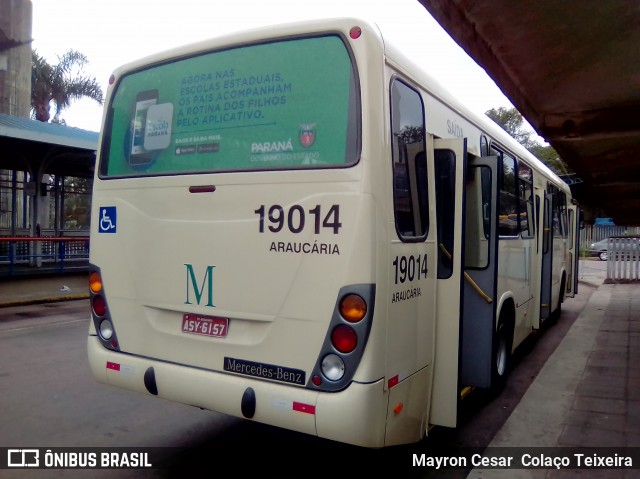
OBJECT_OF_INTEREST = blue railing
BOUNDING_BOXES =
[0,236,90,276]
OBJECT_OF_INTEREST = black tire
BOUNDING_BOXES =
[599,251,607,261]
[490,316,512,395]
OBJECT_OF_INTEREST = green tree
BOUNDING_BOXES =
[529,143,573,175]
[485,106,572,175]
[31,49,104,123]
[485,106,537,150]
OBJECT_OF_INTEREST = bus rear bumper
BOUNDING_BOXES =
[87,335,388,447]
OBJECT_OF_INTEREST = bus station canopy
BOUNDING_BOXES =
[0,113,98,178]
[420,0,640,225]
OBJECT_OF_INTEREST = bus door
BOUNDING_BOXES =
[539,191,553,321]
[428,138,498,424]
[459,155,499,390]
[429,137,466,428]
[566,204,581,297]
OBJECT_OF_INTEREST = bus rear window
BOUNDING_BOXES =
[99,35,359,178]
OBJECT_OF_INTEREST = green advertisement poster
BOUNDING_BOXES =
[103,35,358,177]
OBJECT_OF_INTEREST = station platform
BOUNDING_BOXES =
[468,260,639,477]
[0,271,89,307]
[0,261,637,474]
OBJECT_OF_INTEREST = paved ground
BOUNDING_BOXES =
[468,260,640,478]
[0,272,88,307]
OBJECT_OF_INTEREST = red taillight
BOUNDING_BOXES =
[92,295,106,317]
[349,26,362,39]
[331,325,357,353]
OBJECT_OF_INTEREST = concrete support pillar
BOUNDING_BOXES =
[0,0,33,117]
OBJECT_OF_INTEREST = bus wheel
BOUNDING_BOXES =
[490,316,512,395]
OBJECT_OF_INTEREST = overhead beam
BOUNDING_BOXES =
[419,0,640,225]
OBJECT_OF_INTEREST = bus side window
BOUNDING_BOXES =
[390,79,428,240]
[548,184,563,237]
[518,161,535,238]
[464,164,491,269]
[559,191,568,237]
[435,150,456,278]
[498,154,519,237]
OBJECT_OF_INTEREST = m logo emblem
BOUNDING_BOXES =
[184,264,216,307]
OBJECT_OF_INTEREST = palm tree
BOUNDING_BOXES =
[31,49,104,123]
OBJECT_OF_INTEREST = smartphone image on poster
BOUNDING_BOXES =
[129,89,158,164]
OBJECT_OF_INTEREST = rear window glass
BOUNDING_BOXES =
[100,35,359,178]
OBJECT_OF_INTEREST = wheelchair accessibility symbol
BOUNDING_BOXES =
[99,207,117,233]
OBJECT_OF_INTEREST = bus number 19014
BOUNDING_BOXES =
[393,254,428,284]
[255,204,342,235]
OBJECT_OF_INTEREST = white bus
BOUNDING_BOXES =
[87,16,580,448]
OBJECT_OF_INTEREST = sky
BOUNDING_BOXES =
[29,0,515,133]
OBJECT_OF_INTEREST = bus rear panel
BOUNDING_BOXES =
[88,21,398,447]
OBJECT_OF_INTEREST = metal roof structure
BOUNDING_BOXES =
[420,0,640,225]
[0,113,98,178]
